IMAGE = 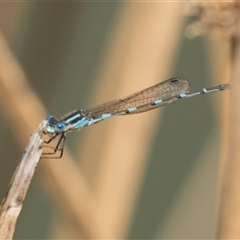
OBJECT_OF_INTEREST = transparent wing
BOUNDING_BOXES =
[86,77,190,117]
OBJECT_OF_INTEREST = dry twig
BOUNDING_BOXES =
[0,121,44,240]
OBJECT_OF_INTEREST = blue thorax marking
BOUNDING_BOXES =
[65,113,81,124]
[72,117,89,128]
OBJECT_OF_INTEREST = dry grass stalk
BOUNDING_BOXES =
[185,1,240,238]
[0,121,44,240]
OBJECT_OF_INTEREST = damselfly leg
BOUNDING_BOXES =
[42,133,66,158]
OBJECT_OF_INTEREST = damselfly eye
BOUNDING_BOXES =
[55,122,66,132]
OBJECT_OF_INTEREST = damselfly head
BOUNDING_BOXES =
[44,115,67,134]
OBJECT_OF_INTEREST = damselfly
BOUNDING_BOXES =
[41,77,231,158]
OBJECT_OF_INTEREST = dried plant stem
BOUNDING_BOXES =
[0,122,44,240]
[217,38,240,238]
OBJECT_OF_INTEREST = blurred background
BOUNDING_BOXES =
[0,2,233,239]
